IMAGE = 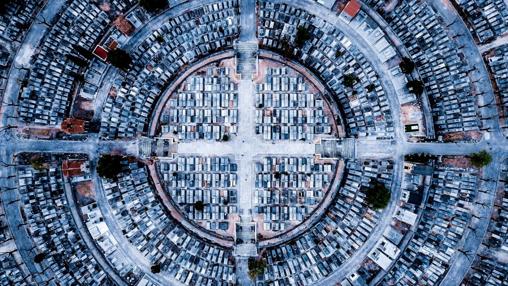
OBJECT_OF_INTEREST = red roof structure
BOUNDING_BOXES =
[62,160,86,177]
[113,15,135,36]
[343,0,361,18]
[93,45,108,61]
[61,118,85,134]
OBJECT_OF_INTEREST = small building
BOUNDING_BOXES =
[341,0,361,21]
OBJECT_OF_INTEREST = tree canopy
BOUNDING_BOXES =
[469,150,492,168]
[150,263,161,273]
[97,155,124,180]
[248,257,267,279]
[295,26,311,48]
[399,57,415,74]
[30,155,47,171]
[280,36,293,58]
[108,48,132,71]
[194,201,205,212]
[139,0,169,13]
[363,180,391,210]
[72,44,93,59]
[407,80,425,96]
[66,54,88,67]
[343,73,358,88]
[33,253,46,264]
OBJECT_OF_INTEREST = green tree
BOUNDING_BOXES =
[248,257,267,279]
[108,48,132,71]
[150,263,161,273]
[30,155,47,171]
[399,57,415,74]
[139,0,169,13]
[155,35,165,44]
[405,153,435,163]
[280,36,293,58]
[363,180,391,210]
[407,80,425,96]
[469,150,492,168]
[194,200,205,212]
[97,155,124,180]
[295,26,311,48]
[33,253,46,264]
[343,73,358,88]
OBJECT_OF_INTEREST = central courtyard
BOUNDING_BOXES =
[152,57,342,239]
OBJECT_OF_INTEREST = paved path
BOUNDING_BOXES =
[258,160,345,248]
[236,257,254,286]
[429,0,502,140]
[233,0,262,263]
[318,157,404,286]
[479,33,508,53]
[439,157,501,286]
[0,0,66,129]
[268,0,405,142]
[358,0,435,139]
[148,51,236,136]
[62,180,127,286]
[92,171,185,286]
[0,148,53,285]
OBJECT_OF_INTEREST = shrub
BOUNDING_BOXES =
[280,36,293,58]
[30,155,47,171]
[66,54,88,67]
[343,73,358,88]
[33,253,46,264]
[150,263,161,273]
[0,0,15,15]
[72,44,93,59]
